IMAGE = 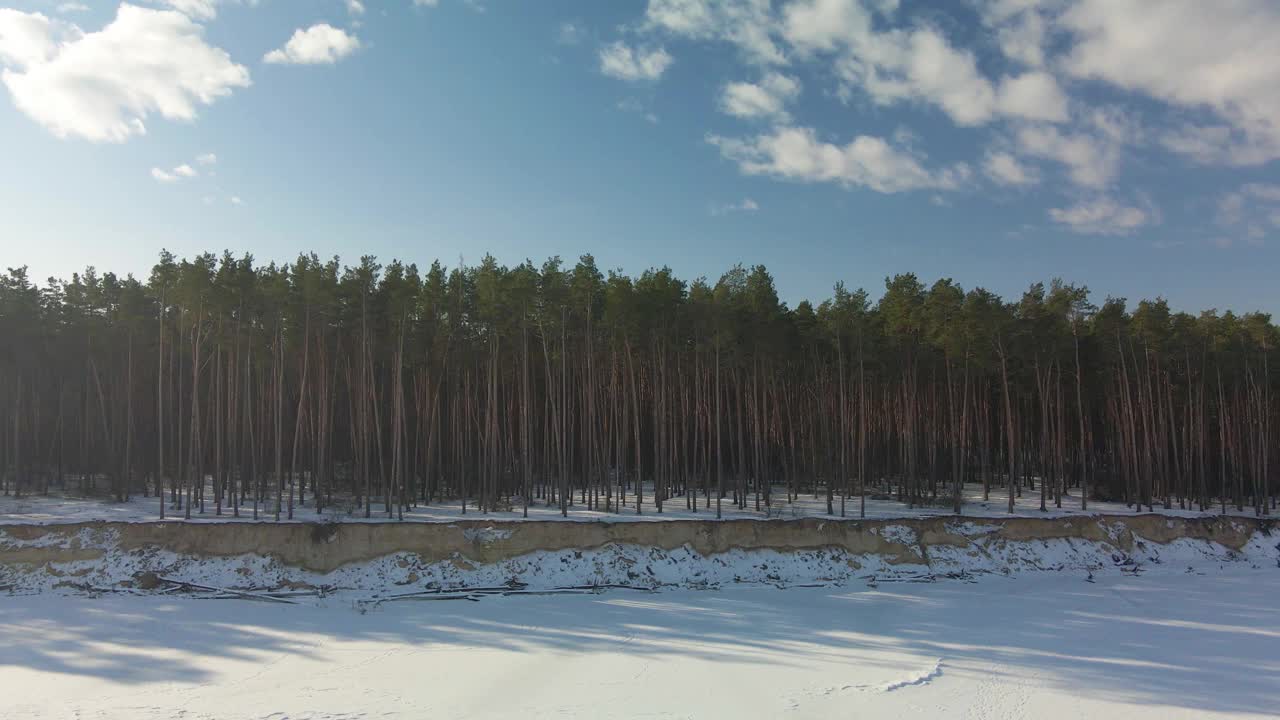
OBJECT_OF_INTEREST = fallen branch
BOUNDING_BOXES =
[90,585,146,595]
[870,574,938,584]
[376,593,482,603]
[158,577,298,604]
[255,588,330,598]
[501,589,597,596]
[364,581,652,607]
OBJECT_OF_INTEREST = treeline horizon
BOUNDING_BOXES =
[0,250,1274,519]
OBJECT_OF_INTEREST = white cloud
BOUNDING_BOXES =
[977,0,1050,68]
[346,0,365,16]
[56,3,89,14]
[1249,185,1280,204]
[782,1,1069,128]
[264,24,360,65]
[599,41,672,82]
[1048,196,1150,235]
[644,0,783,65]
[1217,191,1247,226]
[1088,106,1141,144]
[616,97,660,123]
[996,71,1068,123]
[1159,124,1278,167]
[149,1,267,21]
[603,0,1280,213]
[557,21,585,45]
[1213,181,1280,221]
[720,72,800,121]
[1215,183,1280,246]
[411,0,480,9]
[152,152,216,182]
[708,125,971,194]
[0,5,249,142]
[840,26,997,126]
[1061,0,1280,165]
[782,0,878,55]
[0,10,60,68]
[1015,124,1118,188]
[884,29,997,126]
[712,197,761,215]
[230,195,243,205]
[782,2,990,124]
[983,150,1038,187]
[156,0,218,21]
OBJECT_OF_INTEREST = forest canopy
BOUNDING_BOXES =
[0,251,1274,519]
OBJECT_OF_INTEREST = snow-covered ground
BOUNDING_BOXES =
[2,570,1277,719]
[4,491,1276,718]
[0,482,1264,524]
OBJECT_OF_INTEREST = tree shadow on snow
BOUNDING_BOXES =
[1,571,1278,716]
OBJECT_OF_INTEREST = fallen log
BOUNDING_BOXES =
[158,577,298,604]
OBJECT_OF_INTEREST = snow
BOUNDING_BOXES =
[1,570,1277,719]
[3,494,1277,718]
[1,482,1267,525]
[874,523,920,547]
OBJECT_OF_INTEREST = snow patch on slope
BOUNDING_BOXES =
[463,526,514,544]
[875,524,919,547]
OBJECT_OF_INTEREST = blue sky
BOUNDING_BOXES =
[1,0,1278,313]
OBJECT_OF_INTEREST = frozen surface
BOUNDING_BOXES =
[2,570,1278,719]
[0,482,1265,524]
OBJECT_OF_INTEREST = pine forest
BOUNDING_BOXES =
[0,251,1274,520]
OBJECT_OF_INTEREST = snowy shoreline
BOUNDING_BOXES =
[4,512,1276,600]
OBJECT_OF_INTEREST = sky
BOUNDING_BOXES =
[0,0,1278,314]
